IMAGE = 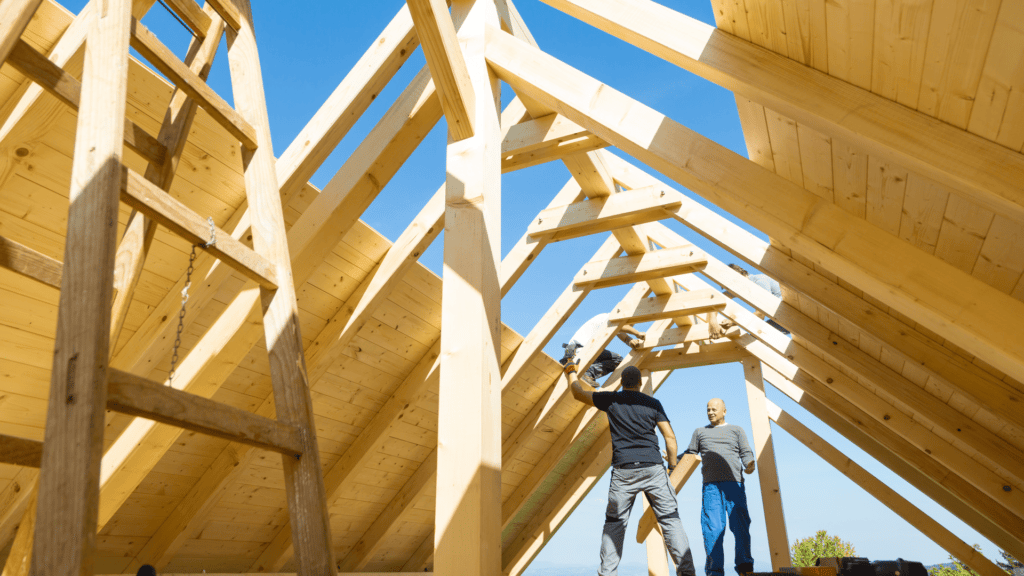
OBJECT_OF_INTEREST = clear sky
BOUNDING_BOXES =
[65,0,1008,572]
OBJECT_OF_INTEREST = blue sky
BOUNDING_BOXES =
[68,0,1009,571]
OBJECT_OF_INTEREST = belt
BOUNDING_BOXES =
[616,461,660,470]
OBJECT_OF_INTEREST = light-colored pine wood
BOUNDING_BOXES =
[224,0,335,570]
[130,18,257,149]
[4,38,167,166]
[203,0,241,31]
[741,358,790,569]
[2,489,36,576]
[767,399,1007,576]
[609,151,1024,433]
[0,434,42,468]
[635,454,700,543]
[639,323,738,349]
[573,245,705,290]
[486,29,1024,382]
[105,369,302,455]
[407,0,475,141]
[30,0,132,573]
[121,167,279,289]
[0,235,60,288]
[608,289,727,325]
[435,2,502,574]
[640,341,749,372]
[526,186,683,241]
[533,0,1024,224]
[161,0,211,37]
[500,113,605,172]
[0,0,43,68]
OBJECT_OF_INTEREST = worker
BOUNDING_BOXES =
[725,264,789,335]
[566,360,696,576]
[560,312,646,387]
[681,399,756,576]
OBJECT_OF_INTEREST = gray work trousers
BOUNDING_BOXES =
[599,464,696,576]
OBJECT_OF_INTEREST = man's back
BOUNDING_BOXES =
[593,390,668,467]
[685,424,754,483]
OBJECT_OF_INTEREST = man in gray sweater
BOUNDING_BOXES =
[682,398,756,576]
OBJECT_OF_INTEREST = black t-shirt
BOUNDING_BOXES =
[592,390,669,467]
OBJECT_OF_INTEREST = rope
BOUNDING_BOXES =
[156,0,198,38]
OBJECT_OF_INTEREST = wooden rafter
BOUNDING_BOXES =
[0,0,44,66]
[485,26,1024,383]
[407,0,475,140]
[537,0,1024,224]
[767,400,1006,576]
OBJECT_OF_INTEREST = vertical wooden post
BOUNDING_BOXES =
[640,370,671,576]
[30,0,133,574]
[225,2,335,574]
[741,358,791,569]
[435,0,502,575]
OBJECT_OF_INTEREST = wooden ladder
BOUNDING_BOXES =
[0,1,336,574]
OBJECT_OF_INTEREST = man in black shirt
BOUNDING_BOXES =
[568,360,696,576]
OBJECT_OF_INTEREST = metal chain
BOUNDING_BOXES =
[167,217,217,384]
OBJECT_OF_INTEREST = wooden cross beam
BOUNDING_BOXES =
[501,113,606,172]
[639,341,749,371]
[526,185,683,241]
[573,245,706,290]
[608,289,727,325]
[407,0,475,140]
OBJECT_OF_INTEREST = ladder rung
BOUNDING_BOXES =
[0,433,43,468]
[106,369,303,456]
[0,234,62,288]
[129,19,258,150]
[6,39,167,166]
[120,167,278,289]
[161,0,212,38]
[204,0,242,31]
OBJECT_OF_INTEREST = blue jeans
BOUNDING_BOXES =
[701,482,753,576]
[600,465,696,576]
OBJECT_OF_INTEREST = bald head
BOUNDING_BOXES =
[706,398,726,426]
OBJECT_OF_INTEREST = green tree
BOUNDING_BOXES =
[927,546,983,576]
[996,551,1022,574]
[791,530,857,567]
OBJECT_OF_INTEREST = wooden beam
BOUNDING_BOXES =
[0,435,42,468]
[407,0,475,140]
[0,468,37,554]
[645,226,1024,491]
[573,245,705,290]
[762,368,1024,560]
[537,0,1024,224]
[204,0,241,30]
[502,133,606,173]
[0,235,61,289]
[486,27,1024,383]
[30,0,132,573]
[526,185,683,241]
[635,454,700,543]
[741,358,790,569]
[766,400,1007,576]
[639,370,669,576]
[105,369,303,455]
[608,289,727,325]
[640,341,749,371]
[613,157,1024,435]
[639,323,738,349]
[0,0,42,67]
[436,1,502,574]
[120,167,279,289]
[4,39,167,166]
[501,113,606,172]
[225,0,335,570]
[274,3,419,198]
[160,0,211,37]
[3,490,35,576]
[130,18,257,149]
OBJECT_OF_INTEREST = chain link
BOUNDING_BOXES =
[168,218,217,385]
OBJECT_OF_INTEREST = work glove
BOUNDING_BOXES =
[563,357,579,376]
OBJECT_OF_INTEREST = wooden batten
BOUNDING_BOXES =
[526,185,683,241]
[0,234,62,288]
[574,245,706,290]
[608,289,727,325]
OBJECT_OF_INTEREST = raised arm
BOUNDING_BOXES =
[657,421,678,469]
[566,360,596,406]
[617,324,645,349]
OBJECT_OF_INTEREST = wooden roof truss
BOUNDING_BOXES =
[0,0,1022,575]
